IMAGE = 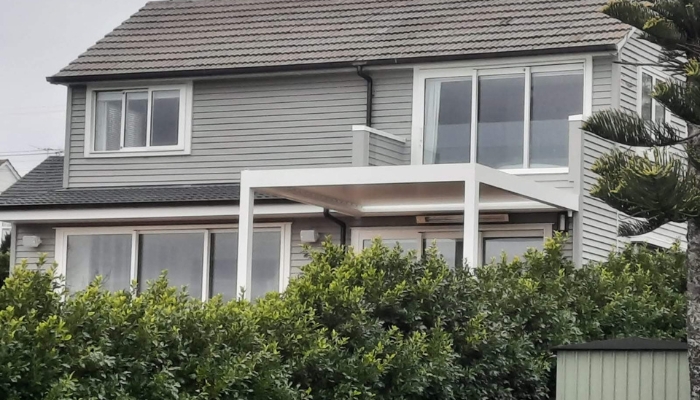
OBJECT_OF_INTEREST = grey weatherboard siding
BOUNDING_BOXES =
[54,52,679,267]
[66,69,413,188]
[578,35,687,263]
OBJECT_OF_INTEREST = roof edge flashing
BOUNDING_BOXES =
[47,44,618,85]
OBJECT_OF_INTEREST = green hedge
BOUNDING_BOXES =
[0,235,686,400]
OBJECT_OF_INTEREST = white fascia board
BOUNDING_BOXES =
[474,164,580,211]
[0,161,20,181]
[0,204,323,223]
[243,163,475,189]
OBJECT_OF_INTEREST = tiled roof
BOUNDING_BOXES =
[50,0,630,82]
[0,156,278,208]
[553,338,687,352]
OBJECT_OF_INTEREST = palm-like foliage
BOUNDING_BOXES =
[584,0,700,236]
[584,1,700,397]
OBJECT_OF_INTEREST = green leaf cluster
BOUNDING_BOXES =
[582,0,700,236]
[0,236,686,400]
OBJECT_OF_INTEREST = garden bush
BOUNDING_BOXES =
[0,235,686,400]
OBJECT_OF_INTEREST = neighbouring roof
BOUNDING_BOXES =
[553,338,688,352]
[49,0,630,83]
[0,156,279,209]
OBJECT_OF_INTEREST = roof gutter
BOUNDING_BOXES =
[47,44,618,84]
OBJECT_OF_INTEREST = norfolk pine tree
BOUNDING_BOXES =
[583,0,700,396]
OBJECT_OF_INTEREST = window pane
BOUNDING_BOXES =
[654,98,666,124]
[641,73,653,122]
[151,90,180,147]
[210,232,238,301]
[138,233,204,297]
[477,75,525,169]
[362,238,419,254]
[423,79,472,164]
[66,234,132,292]
[423,238,464,269]
[94,92,122,151]
[530,71,583,168]
[250,231,282,300]
[124,91,148,148]
[209,231,282,301]
[483,237,543,264]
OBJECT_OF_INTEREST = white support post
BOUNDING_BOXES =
[237,174,255,300]
[463,169,480,269]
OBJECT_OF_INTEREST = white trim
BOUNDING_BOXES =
[637,66,670,124]
[54,222,291,299]
[0,204,322,223]
[84,82,193,158]
[240,163,580,213]
[351,227,423,253]
[352,125,407,143]
[500,167,569,175]
[412,55,588,169]
[583,54,594,118]
[0,161,20,181]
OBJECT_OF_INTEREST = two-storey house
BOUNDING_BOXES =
[0,0,687,300]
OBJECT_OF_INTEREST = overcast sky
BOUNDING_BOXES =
[0,0,148,174]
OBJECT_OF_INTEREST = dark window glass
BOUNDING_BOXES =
[423,79,472,164]
[530,72,583,167]
[477,75,525,169]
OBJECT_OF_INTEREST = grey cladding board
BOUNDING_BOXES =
[368,134,410,166]
[616,34,688,248]
[67,69,414,188]
[14,224,56,268]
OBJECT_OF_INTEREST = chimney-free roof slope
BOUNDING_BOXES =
[50,0,630,83]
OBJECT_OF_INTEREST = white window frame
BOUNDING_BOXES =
[351,223,552,266]
[84,82,193,158]
[411,55,593,174]
[637,67,670,124]
[54,223,291,301]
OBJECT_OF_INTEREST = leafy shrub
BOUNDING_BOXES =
[0,235,686,400]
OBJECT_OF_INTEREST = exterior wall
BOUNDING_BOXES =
[368,134,410,166]
[0,163,19,240]
[579,44,688,264]
[556,350,690,400]
[0,163,18,193]
[617,33,688,250]
[13,224,55,268]
[66,68,414,188]
[13,212,566,283]
[578,55,620,263]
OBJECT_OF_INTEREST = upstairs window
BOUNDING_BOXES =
[420,63,584,170]
[86,84,191,157]
[639,69,666,125]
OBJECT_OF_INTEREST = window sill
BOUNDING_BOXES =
[501,167,569,175]
[84,148,190,158]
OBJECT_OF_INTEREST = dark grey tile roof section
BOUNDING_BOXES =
[50,0,630,82]
[0,156,281,209]
[553,338,688,352]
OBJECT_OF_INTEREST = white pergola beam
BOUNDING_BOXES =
[474,164,580,211]
[261,187,364,217]
[242,164,474,189]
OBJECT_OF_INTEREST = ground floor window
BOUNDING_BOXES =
[56,224,291,300]
[351,224,551,267]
